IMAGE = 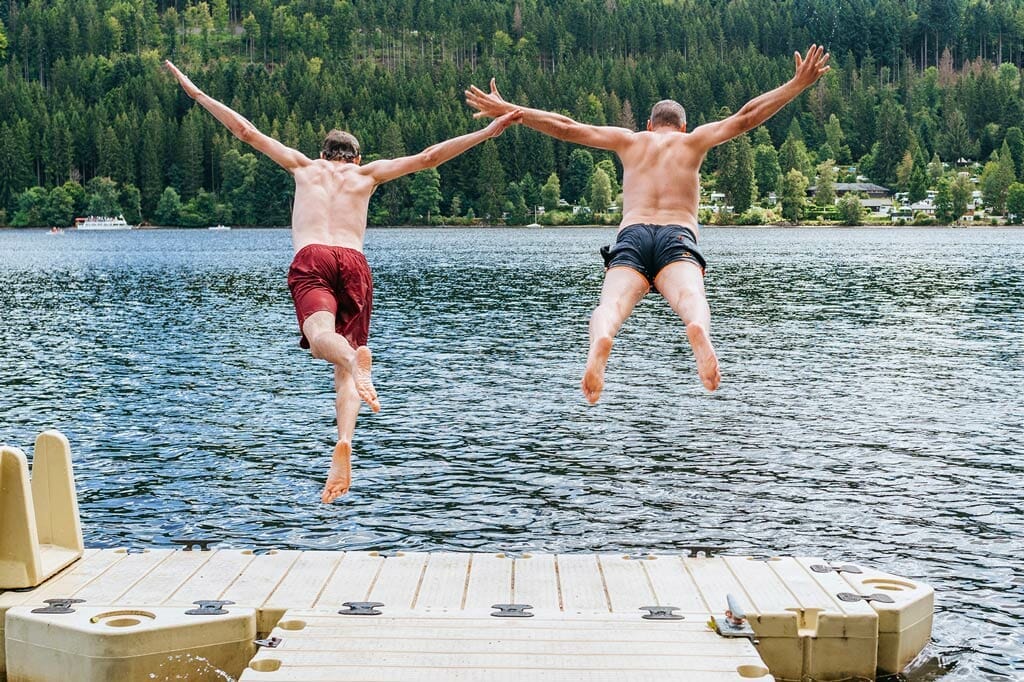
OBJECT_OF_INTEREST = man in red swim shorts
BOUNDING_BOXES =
[167,60,521,503]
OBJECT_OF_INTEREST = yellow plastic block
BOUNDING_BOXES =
[838,564,934,674]
[5,604,256,682]
[0,432,84,590]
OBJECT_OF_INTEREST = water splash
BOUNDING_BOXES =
[147,652,236,681]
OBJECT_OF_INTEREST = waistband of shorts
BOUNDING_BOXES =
[620,223,699,239]
[293,243,367,258]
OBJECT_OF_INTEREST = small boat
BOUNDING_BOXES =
[526,222,542,228]
[74,216,132,230]
[208,225,231,231]
[48,227,64,235]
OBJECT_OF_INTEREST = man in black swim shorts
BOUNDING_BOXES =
[468,45,831,401]
[600,223,707,286]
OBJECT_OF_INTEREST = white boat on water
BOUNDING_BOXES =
[74,215,132,230]
[208,224,231,231]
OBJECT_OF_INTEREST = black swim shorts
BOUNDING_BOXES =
[600,223,707,283]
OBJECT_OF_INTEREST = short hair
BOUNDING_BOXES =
[649,100,686,128]
[322,130,360,161]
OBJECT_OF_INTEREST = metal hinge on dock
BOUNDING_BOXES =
[709,594,757,643]
[837,591,895,604]
[339,601,384,616]
[811,563,863,574]
[254,637,281,649]
[640,605,684,621]
[32,598,85,614]
[185,600,234,615]
[491,603,534,618]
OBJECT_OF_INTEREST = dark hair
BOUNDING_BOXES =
[649,100,686,128]
[322,130,360,161]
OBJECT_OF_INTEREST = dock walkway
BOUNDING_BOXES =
[0,548,932,681]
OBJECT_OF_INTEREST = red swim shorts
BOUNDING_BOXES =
[287,244,373,349]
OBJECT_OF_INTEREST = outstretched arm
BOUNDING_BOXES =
[361,110,522,185]
[164,60,311,173]
[466,79,633,153]
[688,45,831,151]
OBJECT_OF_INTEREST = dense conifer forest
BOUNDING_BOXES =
[3,0,1024,226]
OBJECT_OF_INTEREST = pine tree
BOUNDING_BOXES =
[753,143,781,198]
[815,160,836,207]
[120,184,142,225]
[980,145,1017,214]
[778,130,810,176]
[564,149,594,203]
[823,114,851,164]
[780,169,808,222]
[520,172,541,214]
[934,177,955,224]
[907,153,929,203]
[873,95,910,185]
[476,140,506,221]
[506,182,529,225]
[179,109,206,200]
[139,110,165,218]
[927,153,944,182]
[410,168,442,223]
[950,173,973,221]
[541,172,561,211]
[1004,127,1024,180]
[589,167,612,214]
[1006,183,1024,223]
[372,122,408,224]
[596,159,620,199]
[731,136,756,213]
[0,120,35,211]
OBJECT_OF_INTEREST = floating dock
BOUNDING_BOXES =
[0,433,934,681]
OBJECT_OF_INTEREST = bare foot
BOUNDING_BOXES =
[581,336,614,404]
[686,323,721,391]
[353,346,380,412]
[322,442,352,503]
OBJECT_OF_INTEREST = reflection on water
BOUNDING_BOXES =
[1,227,1022,680]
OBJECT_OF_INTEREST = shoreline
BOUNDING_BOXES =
[5,223,1023,230]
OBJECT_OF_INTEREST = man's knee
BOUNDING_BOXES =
[308,331,332,360]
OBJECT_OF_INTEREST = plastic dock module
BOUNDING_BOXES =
[239,611,771,681]
[0,549,936,682]
[0,437,935,681]
[5,604,255,682]
[0,431,84,590]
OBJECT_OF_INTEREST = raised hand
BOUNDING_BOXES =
[793,44,831,89]
[465,78,516,120]
[484,109,523,137]
[164,60,202,99]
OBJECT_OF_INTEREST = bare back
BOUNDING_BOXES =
[290,160,378,253]
[616,130,706,236]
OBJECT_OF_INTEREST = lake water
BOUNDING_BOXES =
[0,226,1021,680]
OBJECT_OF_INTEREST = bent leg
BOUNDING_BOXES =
[654,262,720,391]
[582,266,650,404]
[302,311,379,412]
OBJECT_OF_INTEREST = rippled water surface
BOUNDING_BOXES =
[1,227,1022,680]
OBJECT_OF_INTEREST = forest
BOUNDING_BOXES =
[4,0,1024,226]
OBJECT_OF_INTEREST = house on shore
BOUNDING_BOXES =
[808,182,894,215]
